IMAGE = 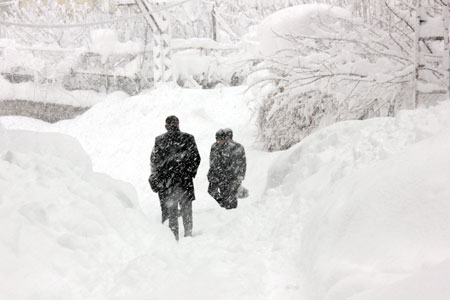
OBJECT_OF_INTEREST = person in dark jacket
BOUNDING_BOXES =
[222,128,246,209]
[207,129,226,207]
[149,115,201,240]
[207,128,246,209]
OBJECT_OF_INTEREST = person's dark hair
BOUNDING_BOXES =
[166,115,179,125]
[223,128,233,139]
[215,129,225,141]
[165,115,179,131]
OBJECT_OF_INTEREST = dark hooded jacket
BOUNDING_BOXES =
[150,128,201,201]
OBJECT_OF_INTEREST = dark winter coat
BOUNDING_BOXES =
[207,140,246,183]
[207,142,222,183]
[150,128,201,201]
[229,141,246,179]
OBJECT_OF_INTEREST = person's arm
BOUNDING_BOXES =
[149,138,162,192]
[207,144,216,182]
[209,144,216,166]
[150,138,160,174]
[186,135,201,178]
[235,144,246,180]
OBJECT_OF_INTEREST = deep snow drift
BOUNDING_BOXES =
[1,86,450,300]
[266,101,450,300]
[0,124,174,299]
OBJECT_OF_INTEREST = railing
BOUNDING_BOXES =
[0,38,240,96]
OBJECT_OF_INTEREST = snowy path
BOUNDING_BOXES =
[3,86,450,300]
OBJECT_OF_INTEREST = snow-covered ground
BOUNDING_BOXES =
[1,85,450,300]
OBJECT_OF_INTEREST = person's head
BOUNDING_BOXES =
[165,115,179,131]
[223,128,233,141]
[215,129,225,143]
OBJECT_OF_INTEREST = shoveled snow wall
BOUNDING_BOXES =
[0,124,173,299]
[264,100,450,300]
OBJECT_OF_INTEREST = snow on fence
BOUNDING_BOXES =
[0,43,153,95]
[0,38,240,95]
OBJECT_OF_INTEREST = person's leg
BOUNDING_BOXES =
[218,181,231,208]
[224,180,239,209]
[166,189,180,241]
[159,192,169,223]
[226,196,238,209]
[218,181,229,208]
[209,181,224,207]
[180,197,193,237]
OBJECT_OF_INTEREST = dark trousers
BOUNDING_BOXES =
[221,181,239,209]
[209,180,239,209]
[159,192,169,223]
[208,181,224,207]
[164,186,193,240]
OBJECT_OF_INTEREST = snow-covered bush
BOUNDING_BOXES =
[252,4,416,151]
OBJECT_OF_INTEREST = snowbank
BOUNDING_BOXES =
[265,100,450,300]
[0,127,173,299]
[3,83,450,300]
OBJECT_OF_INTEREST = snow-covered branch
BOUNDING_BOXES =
[251,3,418,151]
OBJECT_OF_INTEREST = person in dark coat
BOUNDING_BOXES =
[222,128,246,209]
[207,129,226,207]
[149,115,201,240]
[207,128,246,209]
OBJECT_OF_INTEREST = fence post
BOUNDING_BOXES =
[152,9,172,86]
